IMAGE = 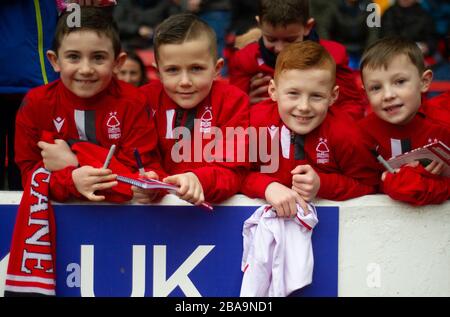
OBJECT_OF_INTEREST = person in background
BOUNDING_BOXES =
[117,50,149,87]
[0,0,59,190]
[113,0,183,50]
[319,0,379,70]
[187,0,232,76]
[381,0,437,64]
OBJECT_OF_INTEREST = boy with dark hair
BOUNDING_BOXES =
[359,37,449,205]
[6,7,163,296]
[241,41,378,217]
[137,13,249,205]
[15,7,163,201]
[228,0,367,120]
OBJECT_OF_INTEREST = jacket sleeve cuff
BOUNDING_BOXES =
[49,166,83,202]
[191,167,214,193]
[241,171,279,199]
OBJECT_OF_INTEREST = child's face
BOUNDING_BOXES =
[259,20,314,55]
[362,54,432,125]
[156,36,223,109]
[47,30,125,98]
[269,68,339,135]
[117,58,143,87]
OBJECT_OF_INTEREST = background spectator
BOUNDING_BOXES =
[117,50,149,87]
[0,0,59,190]
[320,0,379,70]
[188,0,232,76]
[113,0,182,50]
[420,0,450,91]
[381,0,437,63]
[229,0,258,38]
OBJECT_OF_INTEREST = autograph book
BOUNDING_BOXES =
[387,141,450,177]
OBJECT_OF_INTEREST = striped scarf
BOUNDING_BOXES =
[5,163,56,296]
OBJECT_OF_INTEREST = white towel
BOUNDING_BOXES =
[240,204,318,297]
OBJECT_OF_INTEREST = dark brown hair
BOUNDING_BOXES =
[52,6,121,57]
[153,13,217,61]
[125,50,149,86]
[258,0,310,27]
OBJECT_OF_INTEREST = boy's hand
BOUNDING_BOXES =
[291,165,320,202]
[381,160,444,181]
[132,171,161,204]
[424,160,444,175]
[72,166,117,201]
[381,169,399,181]
[38,139,78,172]
[163,172,205,206]
[264,182,309,218]
[249,73,271,105]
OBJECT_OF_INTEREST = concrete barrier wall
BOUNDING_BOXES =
[0,191,448,297]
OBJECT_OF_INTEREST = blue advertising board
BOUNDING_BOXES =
[0,203,338,297]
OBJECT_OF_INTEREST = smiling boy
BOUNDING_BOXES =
[359,37,450,205]
[138,13,249,205]
[15,7,163,202]
[241,41,378,217]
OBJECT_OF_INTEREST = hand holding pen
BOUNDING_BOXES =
[371,148,395,174]
[132,148,213,211]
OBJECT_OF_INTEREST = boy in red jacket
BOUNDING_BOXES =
[7,6,164,297]
[15,7,163,202]
[241,41,379,217]
[228,0,367,119]
[137,13,250,205]
[358,37,450,205]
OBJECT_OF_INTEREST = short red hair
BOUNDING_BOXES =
[274,41,336,85]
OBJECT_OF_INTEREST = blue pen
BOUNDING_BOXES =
[133,148,145,176]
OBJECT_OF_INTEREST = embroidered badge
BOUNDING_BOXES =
[316,138,330,164]
[53,117,65,133]
[107,111,121,139]
[200,106,212,133]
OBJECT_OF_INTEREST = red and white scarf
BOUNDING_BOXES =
[4,139,135,296]
[5,163,56,296]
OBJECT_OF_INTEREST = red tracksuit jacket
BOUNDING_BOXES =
[358,111,450,205]
[241,99,379,201]
[140,80,250,203]
[228,39,368,119]
[15,78,164,201]
[422,91,450,128]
